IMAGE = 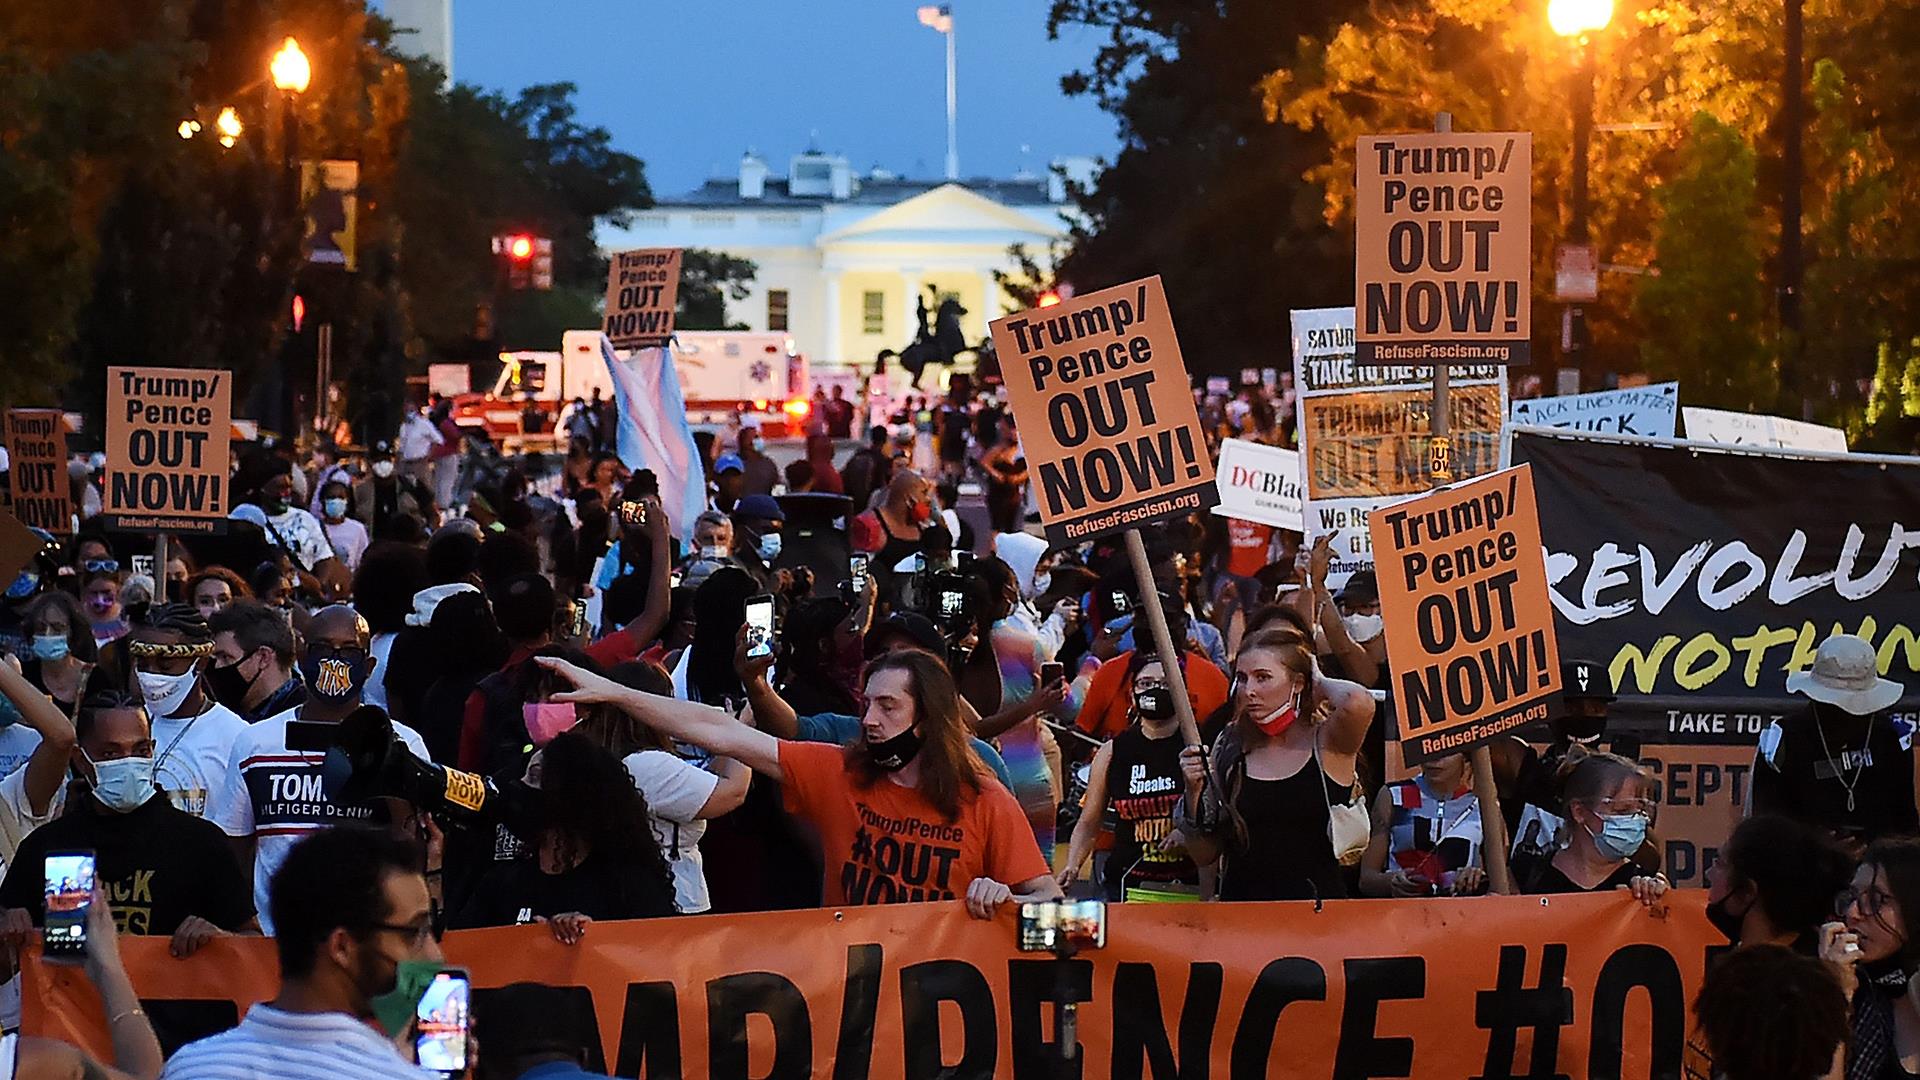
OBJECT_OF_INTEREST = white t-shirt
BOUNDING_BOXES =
[322,517,370,571]
[0,726,42,784]
[623,750,718,914]
[152,702,251,836]
[361,631,398,710]
[219,707,429,934]
[263,506,335,572]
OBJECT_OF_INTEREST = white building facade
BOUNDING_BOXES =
[598,150,1093,375]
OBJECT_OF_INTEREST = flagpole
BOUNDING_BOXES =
[944,12,958,181]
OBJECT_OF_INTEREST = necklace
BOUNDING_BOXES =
[1813,714,1872,812]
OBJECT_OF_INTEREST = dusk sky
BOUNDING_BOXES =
[404,0,1121,196]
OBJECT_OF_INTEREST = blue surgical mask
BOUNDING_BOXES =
[89,755,158,813]
[323,497,348,520]
[1590,813,1649,860]
[756,533,783,563]
[31,633,69,663]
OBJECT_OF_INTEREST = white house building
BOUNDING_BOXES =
[598,150,1095,376]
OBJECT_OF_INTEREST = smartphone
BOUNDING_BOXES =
[956,550,974,570]
[414,969,472,1075]
[1041,661,1064,686]
[1017,899,1108,952]
[849,553,871,594]
[1110,589,1132,615]
[43,851,95,962]
[745,594,775,660]
[567,601,588,640]
[617,499,647,526]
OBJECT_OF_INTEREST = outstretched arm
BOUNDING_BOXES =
[538,657,784,780]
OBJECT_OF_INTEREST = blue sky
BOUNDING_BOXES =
[402,0,1120,196]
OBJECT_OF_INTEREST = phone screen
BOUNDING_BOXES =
[939,589,965,620]
[1041,662,1064,685]
[1110,590,1132,615]
[414,970,471,1074]
[745,595,775,660]
[1017,899,1108,952]
[44,851,95,960]
[850,554,870,593]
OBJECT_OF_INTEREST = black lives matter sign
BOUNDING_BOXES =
[3,410,70,533]
[102,367,232,534]
[1355,132,1532,365]
[988,276,1217,546]
[603,248,683,350]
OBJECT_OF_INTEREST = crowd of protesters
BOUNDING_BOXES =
[0,381,1903,1080]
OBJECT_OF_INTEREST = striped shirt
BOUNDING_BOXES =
[221,708,429,934]
[161,1003,438,1079]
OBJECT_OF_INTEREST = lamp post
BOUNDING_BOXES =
[270,37,310,216]
[1549,0,1612,377]
[917,5,958,181]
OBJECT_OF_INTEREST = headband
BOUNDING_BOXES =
[126,640,214,660]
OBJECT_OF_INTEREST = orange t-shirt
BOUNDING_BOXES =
[1075,649,1231,742]
[1224,519,1275,578]
[778,741,1052,906]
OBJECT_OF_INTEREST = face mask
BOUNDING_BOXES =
[1589,812,1649,860]
[372,460,396,479]
[756,532,783,562]
[1862,953,1914,997]
[86,594,117,617]
[261,495,288,515]
[371,958,444,1038]
[137,668,199,719]
[207,656,262,711]
[1134,687,1176,722]
[1031,572,1051,598]
[90,755,157,813]
[1342,613,1384,642]
[31,634,69,663]
[1561,715,1607,745]
[524,702,578,747]
[5,571,37,600]
[866,726,923,772]
[1705,893,1748,943]
[911,501,933,525]
[1251,696,1300,738]
[301,654,370,703]
[323,497,349,520]
[700,544,729,561]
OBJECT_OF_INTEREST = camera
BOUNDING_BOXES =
[306,707,542,834]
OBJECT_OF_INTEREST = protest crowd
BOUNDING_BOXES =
[0,354,1908,1080]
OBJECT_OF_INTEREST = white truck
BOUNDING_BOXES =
[448,330,815,446]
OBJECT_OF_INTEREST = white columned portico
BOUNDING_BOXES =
[822,270,843,366]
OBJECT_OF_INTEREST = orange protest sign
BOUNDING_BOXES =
[989,276,1216,546]
[1355,131,1532,364]
[100,367,232,534]
[1371,464,1562,762]
[26,894,1711,1077]
[603,248,683,350]
[3,409,71,533]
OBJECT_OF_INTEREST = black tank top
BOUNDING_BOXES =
[1104,727,1200,896]
[1220,755,1347,902]
[873,511,931,573]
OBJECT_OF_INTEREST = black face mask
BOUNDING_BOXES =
[1862,953,1912,997]
[1561,714,1607,744]
[1134,687,1176,722]
[1705,893,1747,943]
[866,726,924,772]
[207,656,262,711]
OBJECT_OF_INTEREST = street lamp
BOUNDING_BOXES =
[1550,0,1611,377]
[214,106,243,149]
[270,37,311,94]
[270,37,308,216]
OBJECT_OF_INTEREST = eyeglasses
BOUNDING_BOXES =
[307,644,369,666]
[83,559,119,574]
[1838,886,1895,919]
[1134,678,1168,692]
[364,919,439,947]
[1595,796,1654,817]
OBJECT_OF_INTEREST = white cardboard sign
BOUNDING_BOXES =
[1510,383,1678,438]
[1211,439,1304,532]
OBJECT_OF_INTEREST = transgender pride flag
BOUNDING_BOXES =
[600,334,706,544]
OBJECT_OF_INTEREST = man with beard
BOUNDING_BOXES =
[161,827,443,1078]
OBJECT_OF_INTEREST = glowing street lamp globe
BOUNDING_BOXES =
[270,37,311,94]
[1548,0,1613,36]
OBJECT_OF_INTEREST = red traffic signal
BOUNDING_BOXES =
[508,234,534,260]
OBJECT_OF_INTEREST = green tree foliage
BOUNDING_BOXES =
[1633,115,1775,408]
[0,2,649,442]
[1041,0,1367,375]
[675,250,757,331]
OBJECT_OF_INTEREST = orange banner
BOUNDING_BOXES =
[100,367,232,534]
[26,895,1713,1077]
[603,248,682,350]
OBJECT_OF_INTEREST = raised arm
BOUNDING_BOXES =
[538,657,784,780]
[1316,668,1378,759]
[0,658,77,816]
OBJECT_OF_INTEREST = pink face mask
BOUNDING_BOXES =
[523,702,578,747]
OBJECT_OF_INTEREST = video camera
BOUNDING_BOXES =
[893,552,974,634]
[294,707,542,834]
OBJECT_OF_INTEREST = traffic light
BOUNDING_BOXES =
[494,233,542,289]
[531,237,553,291]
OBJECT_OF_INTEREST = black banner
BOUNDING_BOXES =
[1512,430,1920,746]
